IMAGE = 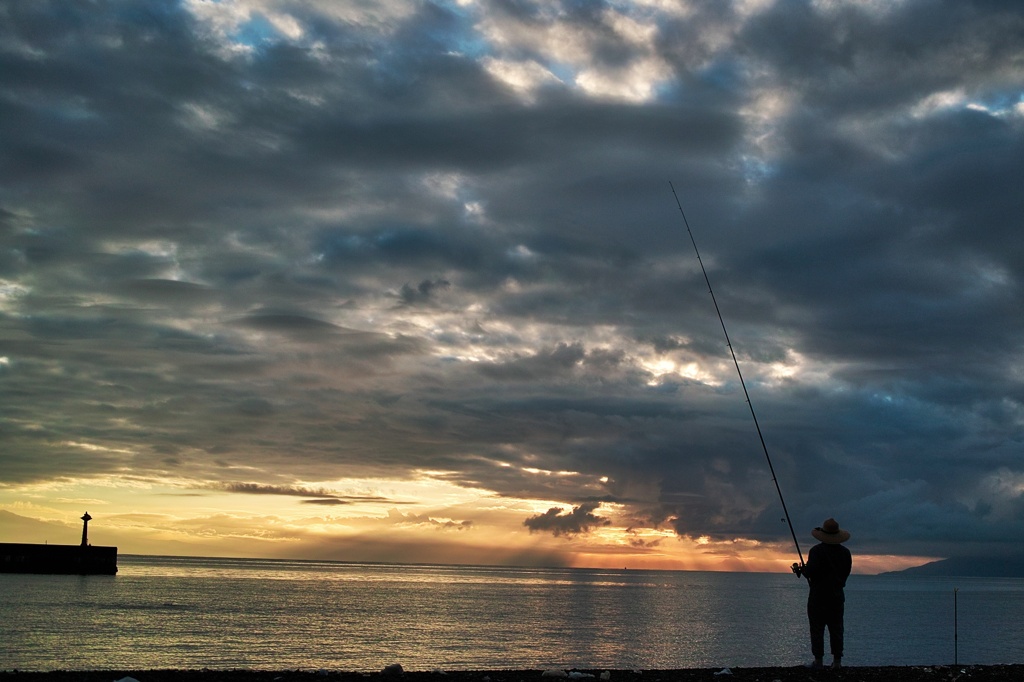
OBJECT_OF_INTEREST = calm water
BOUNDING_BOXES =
[2,555,1023,671]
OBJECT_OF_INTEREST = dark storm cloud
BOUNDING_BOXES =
[741,0,1024,112]
[476,342,588,380]
[399,278,452,306]
[210,482,396,505]
[231,310,349,338]
[524,502,612,537]
[1,0,1022,562]
[215,482,345,498]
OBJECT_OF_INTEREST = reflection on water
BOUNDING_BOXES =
[2,556,1023,671]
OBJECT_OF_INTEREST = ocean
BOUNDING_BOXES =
[2,555,1023,672]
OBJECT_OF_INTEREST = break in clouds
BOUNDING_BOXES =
[1,0,1023,561]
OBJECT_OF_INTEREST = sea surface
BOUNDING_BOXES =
[2,555,1023,671]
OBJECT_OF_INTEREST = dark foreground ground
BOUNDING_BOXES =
[3,667,1023,682]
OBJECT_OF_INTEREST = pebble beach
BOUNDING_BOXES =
[4,667,1024,682]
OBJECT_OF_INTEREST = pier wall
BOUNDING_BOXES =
[0,543,118,575]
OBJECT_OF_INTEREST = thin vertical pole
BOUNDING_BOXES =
[954,587,959,666]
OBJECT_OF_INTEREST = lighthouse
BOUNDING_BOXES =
[80,512,92,546]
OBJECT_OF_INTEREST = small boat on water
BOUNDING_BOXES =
[0,512,118,575]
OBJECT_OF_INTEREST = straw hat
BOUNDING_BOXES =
[811,518,850,544]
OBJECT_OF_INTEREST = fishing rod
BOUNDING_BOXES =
[669,181,805,567]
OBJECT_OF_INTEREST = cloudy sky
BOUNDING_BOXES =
[1,0,1022,574]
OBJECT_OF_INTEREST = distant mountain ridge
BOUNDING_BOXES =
[884,555,1024,578]
[0,509,76,543]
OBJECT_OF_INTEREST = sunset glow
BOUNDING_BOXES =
[2,0,1022,576]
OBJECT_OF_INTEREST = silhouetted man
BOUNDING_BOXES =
[792,518,852,669]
